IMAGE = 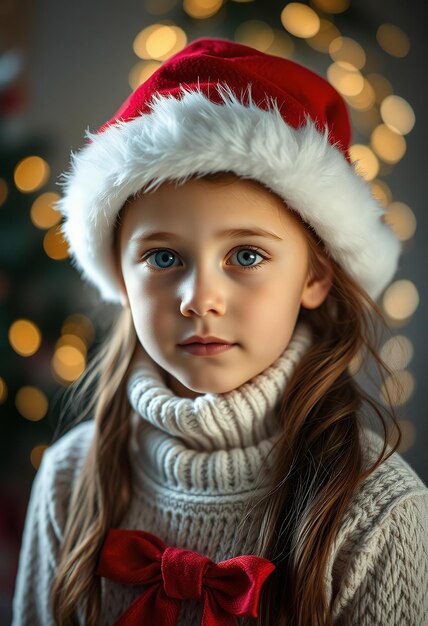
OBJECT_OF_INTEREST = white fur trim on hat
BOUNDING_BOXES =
[55,85,401,303]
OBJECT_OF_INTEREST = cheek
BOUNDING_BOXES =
[240,278,304,329]
[127,279,175,334]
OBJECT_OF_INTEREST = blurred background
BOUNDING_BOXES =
[1,0,427,621]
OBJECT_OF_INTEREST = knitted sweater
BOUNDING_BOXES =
[12,321,428,625]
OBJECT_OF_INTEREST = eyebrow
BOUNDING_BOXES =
[129,227,284,244]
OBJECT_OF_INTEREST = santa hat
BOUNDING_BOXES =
[55,37,401,303]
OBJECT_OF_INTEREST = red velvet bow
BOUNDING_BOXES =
[95,529,275,626]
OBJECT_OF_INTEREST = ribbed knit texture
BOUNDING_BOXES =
[11,320,428,625]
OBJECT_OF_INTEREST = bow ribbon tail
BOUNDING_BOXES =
[113,582,181,626]
[201,589,237,626]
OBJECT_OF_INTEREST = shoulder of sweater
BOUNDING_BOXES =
[31,420,96,539]
[43,419,96,478]
[330,430,428,618]
[333,426,428,553]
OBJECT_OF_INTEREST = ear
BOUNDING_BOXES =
[300,257,333,309]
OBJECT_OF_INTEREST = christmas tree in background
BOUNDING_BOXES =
[0,44,100,621]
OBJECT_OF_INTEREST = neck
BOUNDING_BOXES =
[127,320,313,495]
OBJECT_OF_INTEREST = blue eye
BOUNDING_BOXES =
[145,250,179,269]
[141,246,269,272]
[229,248,263,268]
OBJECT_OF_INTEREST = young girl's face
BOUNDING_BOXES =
[117,177,332,398]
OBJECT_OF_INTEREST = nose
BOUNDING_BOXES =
[179,265,227,317]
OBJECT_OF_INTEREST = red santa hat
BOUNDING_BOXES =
[55,37,401,303]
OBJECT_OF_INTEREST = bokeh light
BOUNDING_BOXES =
[52,345,86,384]
[371,124,406,164]
[382,280,419,322]
[281,3,320,39]
[327,62,364,97]
[349,144,379,181]
[376,24,410,58]
[61,313,95,345]
[30,444,49,470]
[129,61,162,89]
[133,24,187,60]
[310,0,350,13]
[380,95,415,135]
[0,376,8,404]
[366,73,393,105]
[57,336,88,362]
[15,386,48,421]
[344,79,376,111]
[370,179,392,208]
[329,36,366,69]
[43,225,69,260]
[383,201,417,242]
[0,178,8,206]
[30,192,62,229]
[235,20,275,51]
[14,156,50,193]
[380,335,414,371]
[380,370,415,406]
[305,19,340,53]
[9,319,42,357]
[183,0,223,19]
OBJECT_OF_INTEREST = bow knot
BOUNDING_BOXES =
[162,546,211,601]
[96,529,275,626]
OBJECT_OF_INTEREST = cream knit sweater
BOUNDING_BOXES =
[12,321,428,625]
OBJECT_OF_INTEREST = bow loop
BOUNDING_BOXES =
[96,529,276,626]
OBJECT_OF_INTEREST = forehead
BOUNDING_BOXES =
[117,176,302,240]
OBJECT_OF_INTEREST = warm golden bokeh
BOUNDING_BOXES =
[43,225,69,260]
[310,0,350,13]
[383,201,417,242]
[0,376,8,404]
[370,179,392,208]
[183,0,223,19]
[133,24,187,60]
[382,280,419,322]
[380,335,414,372]
[129,60,162,90]
[235,20,275,51]
[329,36,366,69]
[281,3,320,39]
[61,313,95,345]
[30,192,62,229]
[380,370,415,406]
[376,23,410,58]
[14,156,50,193]
[0,178,8,206]
[30,444,49,470]
[305,18,340,53]
[52,345,86,384]
[371,124,406,164]
[366,73,393,105]
[380,95,415,135]
[9,319,42,357]
[327,62,364,97]
[15,386,49,421]
[349,144,379,181]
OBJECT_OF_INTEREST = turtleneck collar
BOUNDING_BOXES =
[127,320,313,496]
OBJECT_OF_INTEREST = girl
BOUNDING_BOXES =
[12,37,428,626]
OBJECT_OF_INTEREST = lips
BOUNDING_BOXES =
[179,335,232,346]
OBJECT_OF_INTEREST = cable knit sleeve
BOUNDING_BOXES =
[334,494,428,626]
[11,421,95,626]
[11,447,61,626]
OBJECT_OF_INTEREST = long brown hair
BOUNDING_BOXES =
[50,172,402,625]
